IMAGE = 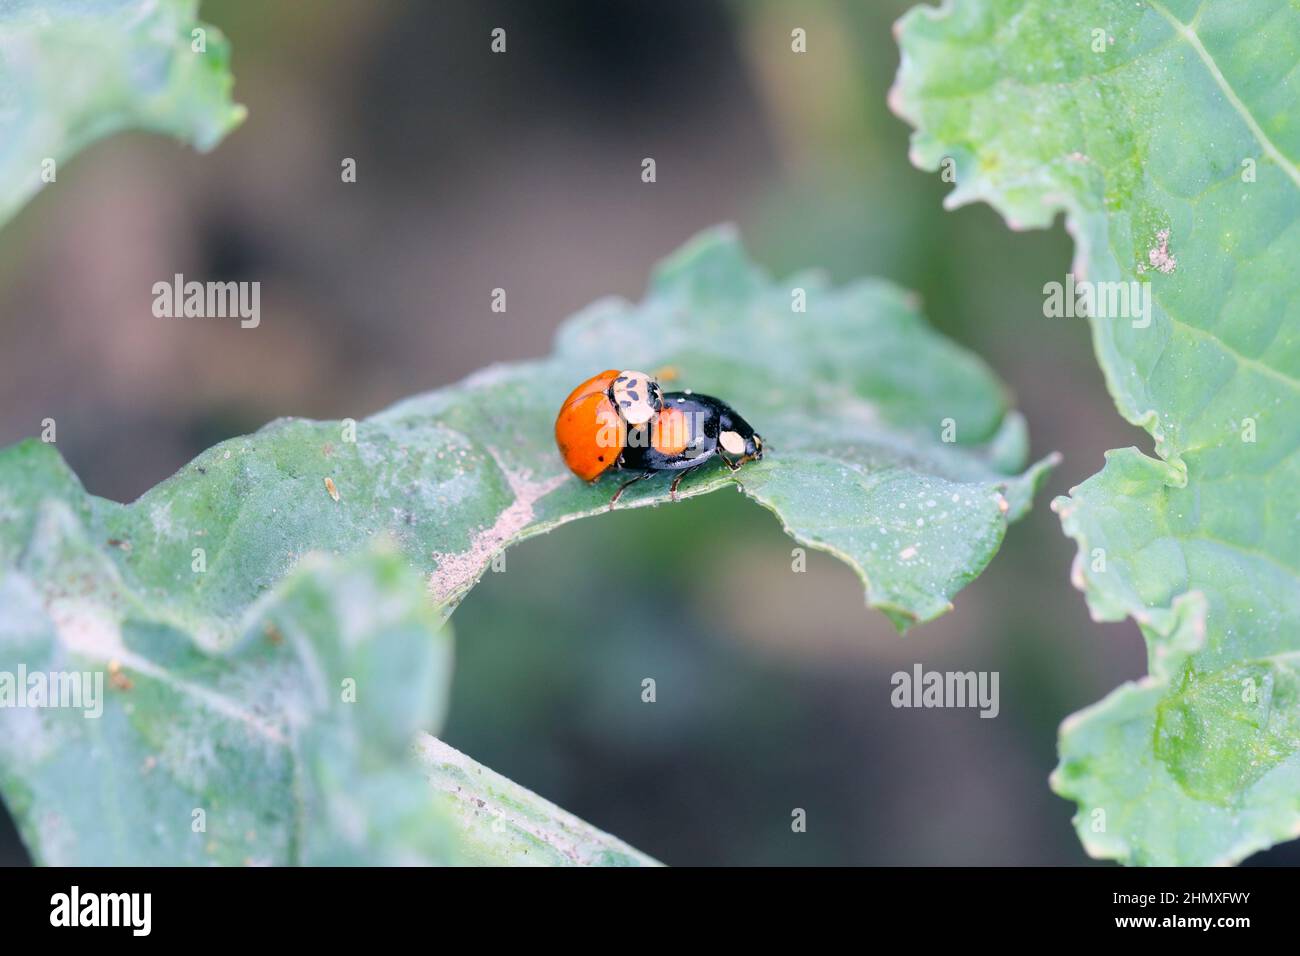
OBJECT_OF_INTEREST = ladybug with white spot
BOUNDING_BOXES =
[554,369,764,505]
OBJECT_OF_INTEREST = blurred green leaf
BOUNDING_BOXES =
[0,496,455,864]
[895,0,1300,863]
[0,0,245,229]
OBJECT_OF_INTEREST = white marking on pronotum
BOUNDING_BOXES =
[610,369,658,426]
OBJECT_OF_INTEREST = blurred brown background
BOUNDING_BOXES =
[2,0,1288,866]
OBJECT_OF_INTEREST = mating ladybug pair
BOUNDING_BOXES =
[554,369,764,506]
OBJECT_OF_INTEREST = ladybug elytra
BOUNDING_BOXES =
[554,369,764,506]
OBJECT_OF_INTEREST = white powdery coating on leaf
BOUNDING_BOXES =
[1147,229,1178,274]
[48,598,290,745]
[428,468,567,604]
[35,809,76,866]
[157,722,221,792]
[0,706,56,765]
[48,600,126,660]
[147,500,187,541]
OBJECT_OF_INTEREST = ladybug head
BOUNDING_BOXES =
[608,370,663,426]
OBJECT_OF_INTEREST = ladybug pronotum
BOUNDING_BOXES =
[554,369,764,506]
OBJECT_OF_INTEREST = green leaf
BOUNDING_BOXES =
[396,227,1052,630]
[0,228,1048,864]
[417,736,659,866]
[0,0,245,229]
[2,229,1048,634]
[894,0,1300,863]
[0,489,656,866]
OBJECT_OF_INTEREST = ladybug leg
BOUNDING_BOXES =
[609,470,653,509]
[723,448,765,470]
[669,465,702,501]
[670,470,691,502]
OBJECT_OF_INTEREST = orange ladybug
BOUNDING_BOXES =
[554,369,764,507]
[553,369,662,482]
